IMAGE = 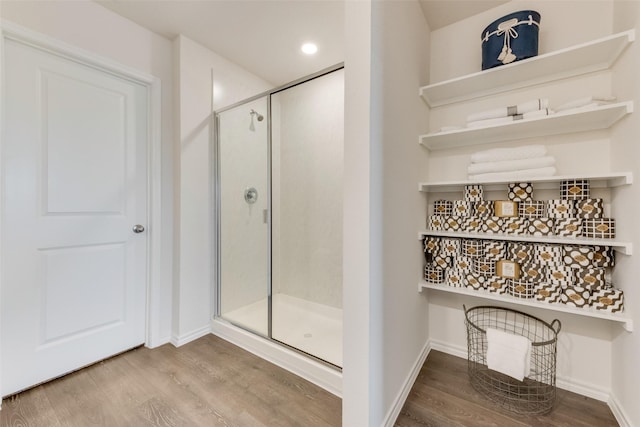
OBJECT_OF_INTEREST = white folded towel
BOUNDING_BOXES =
[467,156,555,175]
[468,166,556,181]
[467,108,553,128]
[470,145,547,164]
[555,96,616,112]
[486,328,532,382]
[467,98,549,122]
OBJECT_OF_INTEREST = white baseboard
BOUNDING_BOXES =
[210,319,342,397]
[609,393,632,427]
[382,340,430,427]
[170,324,211,347]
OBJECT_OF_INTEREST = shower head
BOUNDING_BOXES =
[250,109,264,122]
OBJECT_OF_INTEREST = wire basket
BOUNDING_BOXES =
[464,305,561,415]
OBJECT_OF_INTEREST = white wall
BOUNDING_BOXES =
[272,69,344,309]
[426,0,626,402]
[1,0,175,346]
[174,35,271,343]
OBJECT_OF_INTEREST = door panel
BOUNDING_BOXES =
[1,38,148,396]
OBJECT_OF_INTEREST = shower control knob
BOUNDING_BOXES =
[132,224,145,233]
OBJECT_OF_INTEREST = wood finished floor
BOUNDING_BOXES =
[0,335,618,426]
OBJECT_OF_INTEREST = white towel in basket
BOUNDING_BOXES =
[486,328,532,381]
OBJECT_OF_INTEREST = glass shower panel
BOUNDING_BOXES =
[270,69,344,367]
[217,96,269,336]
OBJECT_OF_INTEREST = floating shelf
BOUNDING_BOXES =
[419,281,633,332]
[419,102,633,151]
[419,30,635,107]
[419,172,633,193]
[417,230,633,255]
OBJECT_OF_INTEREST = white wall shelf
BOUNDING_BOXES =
[419,281,633,332]
[419,30,635,107]
[419,172,633,193]
[417,230,632,255]
[419,102,633,151]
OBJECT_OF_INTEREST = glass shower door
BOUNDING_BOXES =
[216,96,270,336]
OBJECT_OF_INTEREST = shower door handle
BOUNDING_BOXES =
[263,209,269,224]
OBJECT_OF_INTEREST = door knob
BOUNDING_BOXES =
[132,224,145,233]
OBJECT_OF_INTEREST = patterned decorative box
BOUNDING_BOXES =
[507,182,534,202]
[445,269,465,287]
[496,259,521,279]
[484,241,507,261]
[509,279,535,299]
[424,265,445,283]
[503,218,529,235]
[519,200,545,218]
[546,199,575,218]
[464,185,484,202]
[443,216,463,232]
[534,283,562,303]
[563,246,592,268]
[534,244,562,266]
[560,179,590,200]
[555,218,582,237]
[575,198,604,219]
[462,239,484,257]
[576,268,606,292]
[474,201,494,218]
[441,238,461,256]
[434,200,453,216]
[433,254,452,269]
[583,218,616,239]
[520,262,544,282]
[453,256,472,272]
[429,215,445,231]
[561,285,591,308]
[481,217,504,234]
[473,259,496,276]
[486,276,509,294]
[592,246,615,268]
[591,288,624,313]
[527,217,555,236]
[509,243,534,264]
[424,236,440,255]
[453,200,473,217]
[462,217,483,233]
[494,200,518,217]
[465,273,487,290]
[546,264,575,288]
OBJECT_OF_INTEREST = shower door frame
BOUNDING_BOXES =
[213,63,344,367]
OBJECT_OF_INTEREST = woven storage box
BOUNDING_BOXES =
[527,217,554,236]
[509,279,535,299]
[534,244,562,266]
[509,242,534,264]
[481,11,541,70]
[474,259,496,276]
[462,217,483,233]
[474,201,494,218]
[555,218,582,237]
[504,217,528,235]
[591,288,624,313]
[563,246,592,268]
[441,238,461,256]
[462,239,484,257]
[520,262,544,282]
[561,285,591,308]
[434,200,453,216]
[534,283,562,303]
[453,200,473,217]
[591,246,615,268]
[424,265,445,283]
[443,216,463,232]
[546,199,575,218]
[560,180,590,200]
[520,200,545,218]
[446,269,465,287]
[575,198,604,219]
[454,256,473,272]
[583,218,616,239]
[508,182,534,202]
[494,200,518,217]
[433,254,452,269]
[429,215,445,231]
[482,217,504,234]
[465,185,484,202]
[424,236,440,255]
[546,264,574,288]
[576,267,606,292]
[486,277,509,294]
[465,273,487,290]
[484,241,507,261]
[496,259,521,279]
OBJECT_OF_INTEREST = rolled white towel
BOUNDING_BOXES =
[468,166,556,181]
[467,108,553,128]
[555,96,616,112]
[467,98,549,122]
[470,145,547,164]
[467,156,556,175]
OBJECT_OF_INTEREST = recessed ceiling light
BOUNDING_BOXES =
[301,43,318,55]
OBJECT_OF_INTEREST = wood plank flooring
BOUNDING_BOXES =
[0,335,618,426]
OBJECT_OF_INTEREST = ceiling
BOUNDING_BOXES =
[97,0,508,86]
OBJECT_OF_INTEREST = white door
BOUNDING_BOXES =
[1,38,148,396]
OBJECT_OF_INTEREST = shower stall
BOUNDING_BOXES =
[214,66,344,368]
